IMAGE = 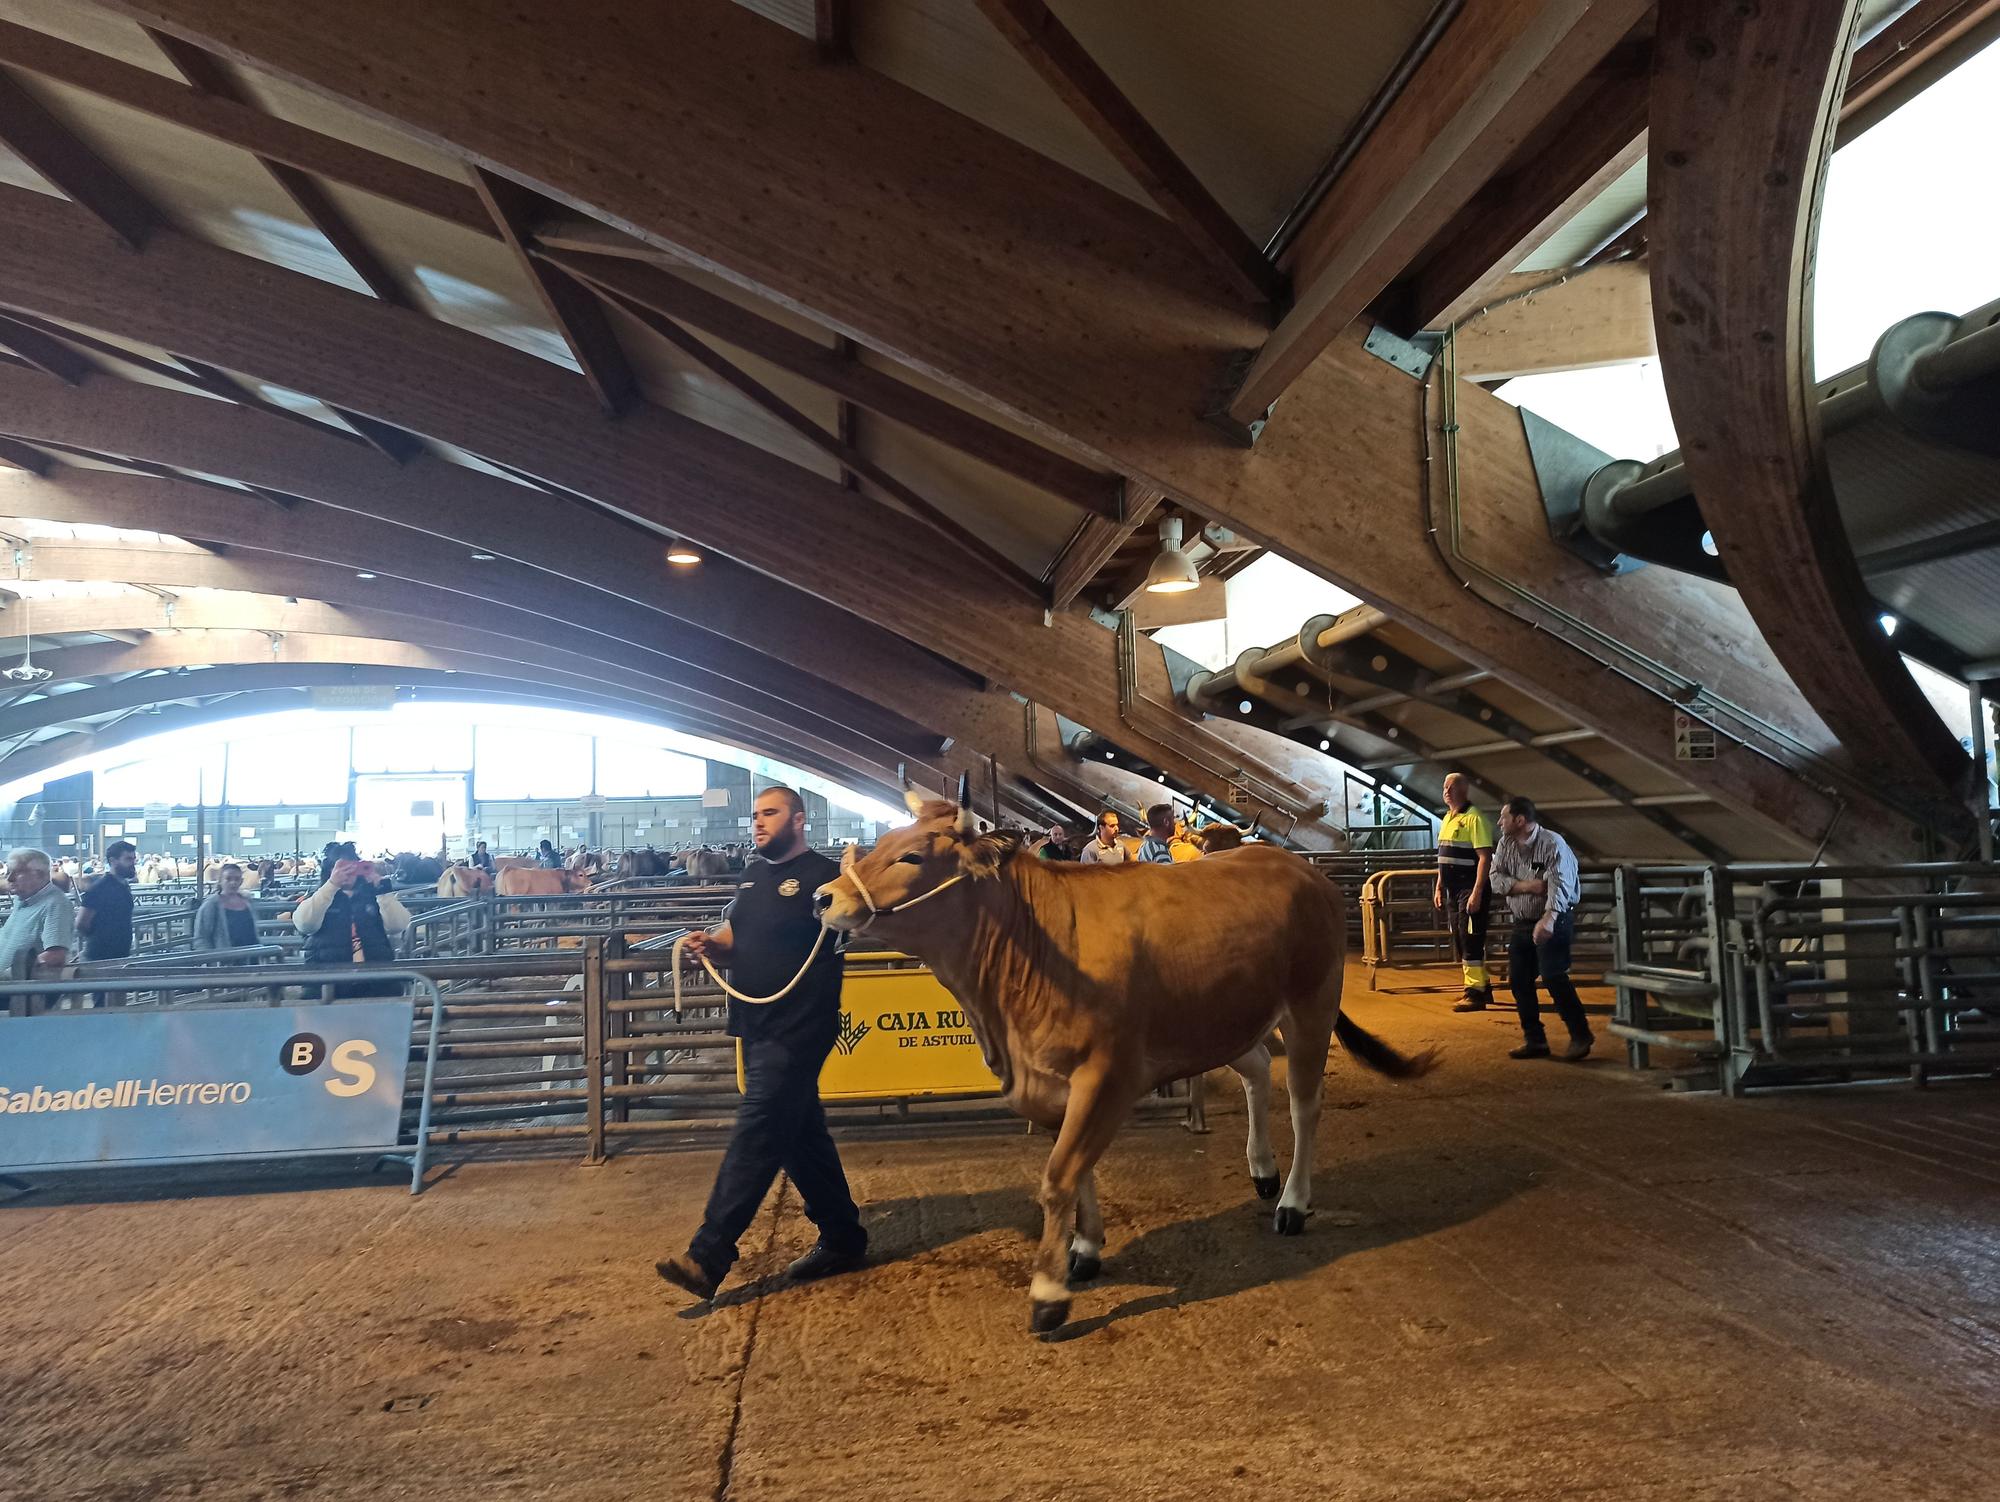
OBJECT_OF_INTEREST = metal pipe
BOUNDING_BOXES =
[1186,606,1389,708]
[1913,308,2000,390]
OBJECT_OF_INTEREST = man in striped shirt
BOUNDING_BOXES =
[1433,772,1496,1010]
[1491,795,1593,1061]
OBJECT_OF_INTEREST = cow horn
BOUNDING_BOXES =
[903,787,926,815]
[841,841,857,872]
[954,773,977,837]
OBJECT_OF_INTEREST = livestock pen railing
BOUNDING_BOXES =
[1349,861,1619,984]
[16,870,1204,1182]
[1606,862,2000,1093]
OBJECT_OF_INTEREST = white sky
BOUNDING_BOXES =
[1501,35,2000,458]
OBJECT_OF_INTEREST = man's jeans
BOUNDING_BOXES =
[1508,911,1592,1045]
[688,1032,865,1278]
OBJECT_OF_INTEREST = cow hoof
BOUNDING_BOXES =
[1068,1250,1101,1284]
[1274,1206,1307,1236]
[1030,1299,1071,1335]
[1251,1174,1281,1201]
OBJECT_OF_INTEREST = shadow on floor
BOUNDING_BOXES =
[693,1138,1545,1339]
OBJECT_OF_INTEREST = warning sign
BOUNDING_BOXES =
[1673,712,1717,761]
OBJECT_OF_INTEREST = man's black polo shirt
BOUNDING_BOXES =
[722,849,842,1044]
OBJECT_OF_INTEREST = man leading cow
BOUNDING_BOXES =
[656,785,867,1302]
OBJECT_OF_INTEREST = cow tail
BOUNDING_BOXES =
[1334,1013,1439,1080]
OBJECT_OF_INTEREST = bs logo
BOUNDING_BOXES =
[278,1032,379,1097]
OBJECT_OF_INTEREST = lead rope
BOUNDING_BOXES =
[667,860,968,1013]
[669,923,832,1014]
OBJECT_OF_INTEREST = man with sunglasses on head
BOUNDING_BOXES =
[1078,811,1130,864]
[656,785,866,1303]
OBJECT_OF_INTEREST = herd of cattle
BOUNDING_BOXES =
[436,846,738,897]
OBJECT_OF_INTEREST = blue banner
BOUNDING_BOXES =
[0,1000,413,1169]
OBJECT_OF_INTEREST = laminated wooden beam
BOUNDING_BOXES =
[84,0,1916,856]
[1648,0,1970,827]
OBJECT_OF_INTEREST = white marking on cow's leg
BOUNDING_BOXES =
[1028,1072,1127,1333]
[1227,1045,1278,1196]
[1069,1170,1104,1282]
[1275,1007,1333,1235]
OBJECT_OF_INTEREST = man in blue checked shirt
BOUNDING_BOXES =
[1489,796,1594,1061]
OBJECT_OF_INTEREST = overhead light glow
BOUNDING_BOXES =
[1880,612,1899,636]
[1143,517,1199,594]
[355,572,377,580]
[469,552,496,562]
[665,540,703,566]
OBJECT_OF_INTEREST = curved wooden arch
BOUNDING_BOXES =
[0,385,1191,826]
[0,467,959,757]
[80,0,1927,861]
[0,659,907,802]
[1,533,933,779]
[0,590,1082,825]
[0,681,1082,829]
[8,631,915,793]
[1648,0,1971,829]
[0,199,1329,835]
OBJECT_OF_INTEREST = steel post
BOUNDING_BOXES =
[581,938,607,1165]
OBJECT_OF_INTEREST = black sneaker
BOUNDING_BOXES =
[1452,989,1491,1013]
[1508,1041,1550,1060]
[787,1243,867,1282]
[655,1253,720,1301]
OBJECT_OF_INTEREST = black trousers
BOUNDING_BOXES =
[1444,885,1492,992]
[688,1031,865,1277]
[1509,911,1592,1045]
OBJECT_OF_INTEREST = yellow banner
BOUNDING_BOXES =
[736,958,1000,1101]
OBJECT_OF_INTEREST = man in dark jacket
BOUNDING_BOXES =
[655,785,865,1301]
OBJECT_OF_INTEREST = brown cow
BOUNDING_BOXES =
[815,797,1436,1333]
[496,867,591,897]
[437,863,492,898]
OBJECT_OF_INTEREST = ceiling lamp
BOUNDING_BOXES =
[1143,517,1199,594]
[665,539,702,566]
[2,590,51,683]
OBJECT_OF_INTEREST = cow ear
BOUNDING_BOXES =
[956,833,1007,878]
[956,828,1022,879]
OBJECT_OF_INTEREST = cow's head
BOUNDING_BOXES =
[815,790,1017,932]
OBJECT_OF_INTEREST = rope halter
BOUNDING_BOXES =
[667,843,965,1014]
[839,839,966,931]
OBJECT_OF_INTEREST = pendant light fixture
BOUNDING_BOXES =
[1143,516,1200,593]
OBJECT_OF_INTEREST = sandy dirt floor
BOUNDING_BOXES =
[3,964,1997,1501]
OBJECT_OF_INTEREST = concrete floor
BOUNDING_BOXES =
[3,965,1997,1501]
